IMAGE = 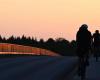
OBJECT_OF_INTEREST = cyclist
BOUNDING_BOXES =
[93,30,100,62]
[76,24,92,80]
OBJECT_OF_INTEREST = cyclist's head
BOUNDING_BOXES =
[95,30,99,33]
[79,24,88,31]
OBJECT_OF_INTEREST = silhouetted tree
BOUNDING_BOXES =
[45,38,56,50]
[39,38,45,48]
[15,36,21,44]
[7,35,15,44]
[3,37,7,43]
[55,38,71,56]
[0,35,2,43]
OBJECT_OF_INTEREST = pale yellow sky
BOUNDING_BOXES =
[0,0,100,41]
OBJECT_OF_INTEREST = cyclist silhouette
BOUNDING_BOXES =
[93,30,100,62]
[76,24,92,80]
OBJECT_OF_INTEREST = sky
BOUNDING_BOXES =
[0,0,100,41]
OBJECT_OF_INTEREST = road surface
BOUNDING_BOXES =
[74,57,100,80]
[0,56,78,80]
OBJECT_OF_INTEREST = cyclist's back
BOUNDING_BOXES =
[76,24,92,57]
[93,30,100,47]
[93,30,100,61]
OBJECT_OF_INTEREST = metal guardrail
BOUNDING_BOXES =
[0,43,61,56]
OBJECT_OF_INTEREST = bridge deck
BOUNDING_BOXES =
[0,56,78,80]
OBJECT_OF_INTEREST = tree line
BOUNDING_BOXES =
[0,35,77,56]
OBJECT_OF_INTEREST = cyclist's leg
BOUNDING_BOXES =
[77,48,83,76]
[80,57,86,80]
[81,49,89,80]
[86,50,90,66]
[96,51,98,62]
[78,56,82,76]
[78,56,85,77]
[95,48,98,62]
[77,48,87,79]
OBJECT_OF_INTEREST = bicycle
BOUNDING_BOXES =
[93,47,100,62]
[77,49,90,80]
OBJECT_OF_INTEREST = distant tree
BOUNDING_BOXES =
[27,37,33,46]
[7,35,15,44]
[55,38,71,56]
[2,37,6,43]
[0,35,2,43]
[39,38,45,48]
[20,35,27,45]
[34,37,39,47]
[46,38,55,43]
[40,38,44,43]
[31,37,36,46]
[15,36,21,44]
[45,38,56,50]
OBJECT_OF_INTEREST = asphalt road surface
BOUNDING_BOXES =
[0,56,78,80]
[74,57,100,80]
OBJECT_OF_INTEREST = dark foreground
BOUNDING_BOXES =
[0,55,78,80]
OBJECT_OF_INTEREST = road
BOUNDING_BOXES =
[74,57,100,80]
[0,56,78,80]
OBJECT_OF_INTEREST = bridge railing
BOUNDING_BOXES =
[0,43,61,56]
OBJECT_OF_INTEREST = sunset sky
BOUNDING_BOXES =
[0,0,100,41]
